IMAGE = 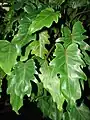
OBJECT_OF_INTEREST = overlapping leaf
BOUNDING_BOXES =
[0,40,17,74]
[50,43,86,104]
[28,7,60,35]
[60,21,90,65]
[63,104,90,120]
[72,21,90,65]
[37,96,63,120]
[26,31,50,59]
[7,59,35,112]
[70,105,90,120]
[39,62,65,111]
[12,13,36,48]
[12,3,42,48]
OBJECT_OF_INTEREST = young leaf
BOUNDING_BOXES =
[27,31,50,59]
[0,40,17,74]
[50,43,86,104]
[7,59,35,112]
[39,62,65,111]
[28,8,60,35]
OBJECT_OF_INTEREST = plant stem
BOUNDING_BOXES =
[46,44,55,59]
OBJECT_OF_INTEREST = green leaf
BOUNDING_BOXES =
[60,21,87,48]
[39,62,65,111]
[72,21,90,65]
[12,5,41,48]
[27,31,50,59]
[60,26,72,48]
[72,21,87,43]
[50,43,86,104]
[68,104,90,120]
[60,21,90,65]
[37,96,63,120]
[0,40,17,74]
[7,59,35,112]
[12,13,37,48]
[28,7,60,35]
[24,4,36,14]
[10,92,23,113]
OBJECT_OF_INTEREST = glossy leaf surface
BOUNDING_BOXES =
[50,43,86,103]
[7,59,35,112]
[60,21,90,65]
[28,31,50,59]
[39,62,65,110]
[28,8,60,34]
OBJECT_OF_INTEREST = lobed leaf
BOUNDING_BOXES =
[39,62,65,111]
[27,31,50,59]
[28,7,60,35]
[50,43,86,104]
[7,59,35,112]
[12,13,37,48]
[60,21,90,65]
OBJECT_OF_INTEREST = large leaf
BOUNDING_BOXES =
[60,21,90,65]
[63,104,90,120]
[0,40,17,74]
[39,62,65,111]
[50,43,86,104]
[7,59,35,112]
[28,7,60,35]
[26,31,50,59]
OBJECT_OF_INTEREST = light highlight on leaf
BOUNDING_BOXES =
[26,31,50,59]
[50,43,86,103]
[7,59,35,112]
[28,7,60,34]
[39,62,65,111]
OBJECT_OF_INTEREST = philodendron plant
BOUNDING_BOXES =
[0,0,90,119]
